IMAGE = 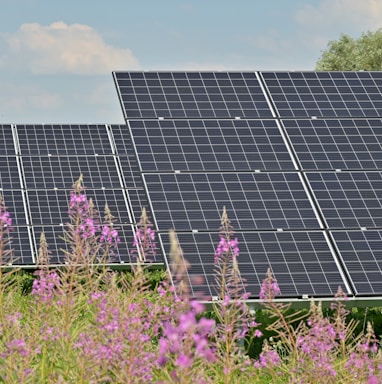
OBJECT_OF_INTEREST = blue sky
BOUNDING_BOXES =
[0,0,381,123]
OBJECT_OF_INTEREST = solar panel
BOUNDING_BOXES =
[31,225,68,265]
[262,72,382,118]
[26,189,133,226]
[109,124,156,224]
[113,72,273,119]
[21,155,122,189]
[6,226,34,266]
[110,125,144,189]
[0,157,22,189]
[159,231,349,298]
[2,190,27,226]
[144,172,320,231]
[32,223,138,265]
[331,230,382,295]
[16,124,113,155]
[306,171,382,229]
[128,119,296,172]
[1,191,34,266]
[282,119,382,170]
[0,124,16,155]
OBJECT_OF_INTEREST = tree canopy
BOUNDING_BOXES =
[316,29,382,71]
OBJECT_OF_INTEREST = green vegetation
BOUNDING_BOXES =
[316,29,382,70]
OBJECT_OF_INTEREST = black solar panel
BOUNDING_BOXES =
[331,230,382,295]
[0,124,16,155]
[21,155,121,189]
[26,189,133,226]
[144,172,319,231]
[0,157,22,189]
[2,190,27,226]
[7,226,34,266]
[110,124,156,224]
[32,225,68,265]
[32,224,138,265]
[262,72,382,118]
[283,119,382,170]
[114,72,273,119]
[129,119,295,172]
[17,124,113,156]
[159,231,349,298]
[306,171,382,229]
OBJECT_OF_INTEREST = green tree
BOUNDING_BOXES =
[316,29,382,70]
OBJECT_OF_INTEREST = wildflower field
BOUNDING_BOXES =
[0,177,381,383]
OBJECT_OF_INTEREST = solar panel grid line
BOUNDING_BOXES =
[10,124,20,155]
[297,172,326,229]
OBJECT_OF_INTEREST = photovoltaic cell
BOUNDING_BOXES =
[114,72,273,119]
[144,172,319,232]
[129,119,295,172]
[159,231,348,298]
[262,72,382,118]
[306,171,382,229]
[283,119,382,170]
[16,124,113,155]
[21,155,121,189]
[331,230,382,295]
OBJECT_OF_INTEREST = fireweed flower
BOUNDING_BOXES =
[214,236,239,264]
[31,271,61,303]
[157,300,216,368]
[99,224,120,244]
[132,207,157,261]
[259,268,280,301]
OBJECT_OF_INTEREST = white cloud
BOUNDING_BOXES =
[295,0,382,32]
[3,21,139,74]
[0,83,62,119]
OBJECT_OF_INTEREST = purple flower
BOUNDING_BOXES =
[214,236,240,264]
[32,271,61,303]
[259,268,280,301]
[132,208,157,261]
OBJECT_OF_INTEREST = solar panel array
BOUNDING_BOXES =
[2,71,382,301]
[113,71,382,299]
[0,124,162,266]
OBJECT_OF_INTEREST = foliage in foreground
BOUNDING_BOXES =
[0,179,381,383]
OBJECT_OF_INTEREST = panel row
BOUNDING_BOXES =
[0,124,159,266]
[114,71,382,120]
[125,119,382,172]
[159,230,352,298]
